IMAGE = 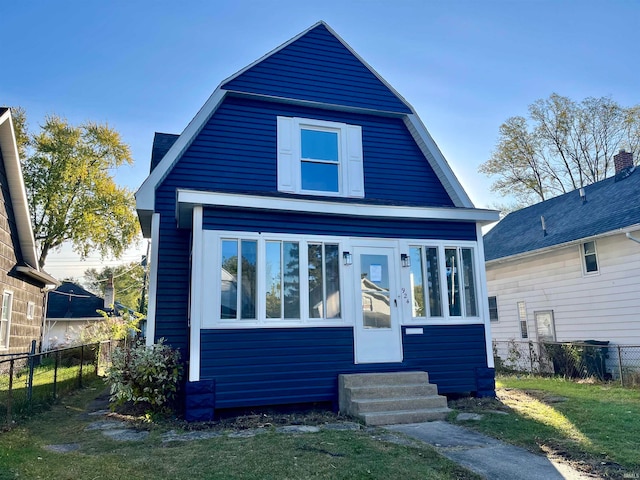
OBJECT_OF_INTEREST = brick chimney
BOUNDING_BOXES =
[614,149,634,174]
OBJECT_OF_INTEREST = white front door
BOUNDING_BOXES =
[353,245,403,363]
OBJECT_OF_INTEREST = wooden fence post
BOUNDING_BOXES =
[53,351,59,399]
[78,345,84,388]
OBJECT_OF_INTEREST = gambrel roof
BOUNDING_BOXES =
[484,167,640,262]
[136,22,492,236]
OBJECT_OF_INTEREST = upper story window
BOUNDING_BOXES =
[582,241,598,274]
[277,116,364,198]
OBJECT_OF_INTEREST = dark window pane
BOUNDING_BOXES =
[461,248,477,316]
[324,244,341,319]
[283,242,300,319]
[240,240,257,319]
[426,247,442,317]
[445,248,461,316]
[221,240,238,319]
[301,129,338,161]
[308,244,323,318]
[301,161,339,192]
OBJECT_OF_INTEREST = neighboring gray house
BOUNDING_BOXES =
[484,150,640,348]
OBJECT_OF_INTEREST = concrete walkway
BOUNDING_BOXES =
[386,421,596,480]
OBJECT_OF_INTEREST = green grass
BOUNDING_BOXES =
[449,375,640,475]
[0,362,98,422]
[0,379,479,480]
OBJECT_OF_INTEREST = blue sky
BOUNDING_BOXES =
[3,0,640,278]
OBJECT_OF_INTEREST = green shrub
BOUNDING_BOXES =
[106,339,183,413]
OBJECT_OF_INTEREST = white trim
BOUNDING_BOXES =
[176,190,499,226]
[135,89,227,226]
[404,115,474,209]
[486,225,640,266]
[0,109,44,272]
[475,224,494,368]
[580,240,599,276]
[145,213,161,347]
[0,290,14,350]
[26,301,35,320]
[189,206,203,382]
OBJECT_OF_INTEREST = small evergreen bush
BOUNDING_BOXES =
[106,339,183,414]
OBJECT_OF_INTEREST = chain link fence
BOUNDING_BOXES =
[493,340,640,387]
[0,340,121,426]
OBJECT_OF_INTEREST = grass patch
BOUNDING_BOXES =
[449,375,640,478]
[0,379,480,480]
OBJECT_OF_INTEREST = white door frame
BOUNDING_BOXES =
[352,240,403,364]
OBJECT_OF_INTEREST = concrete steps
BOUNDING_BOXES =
[339,371,450,426]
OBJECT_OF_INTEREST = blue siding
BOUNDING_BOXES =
[199,324,488,409]
[222,24,412,114]
[171,95,454,207]
[203,207,477,241]
[152,209,190,353]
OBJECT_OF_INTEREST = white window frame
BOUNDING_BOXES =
[581,240,599,276]
[517,301,528,339]
[27,301,35,321]
[203,231,350,328]
[1,291,14,350]
[488,296,498,322]
[402,240,483,325]
[277,116,364,198]
[534,310,556,342]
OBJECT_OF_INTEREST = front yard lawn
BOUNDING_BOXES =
[449,375,640,478]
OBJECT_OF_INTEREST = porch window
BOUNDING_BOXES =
[308,243,341,319]
[220,239,257,320]
[409,246,442,317]
[265,241,300,319]
[212,234,343,325]
[488,296,498,321]
[409,244,477,319]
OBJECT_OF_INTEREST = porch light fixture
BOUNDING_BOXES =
[401,253,411,268]
[343,251,353,266]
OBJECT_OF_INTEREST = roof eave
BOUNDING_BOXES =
[0,109,40,269]
[16,265,59,286]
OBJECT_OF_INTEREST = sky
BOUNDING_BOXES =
[3,0,640,280]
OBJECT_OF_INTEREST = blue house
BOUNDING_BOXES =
[136,22,499,422]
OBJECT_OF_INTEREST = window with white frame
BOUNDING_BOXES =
[0,291,13,349]
[277,116,364,198]
[488,296,498,321]
[214,233,342,324]
[582,240,598,274]
[517,301,528,339]
[408,244,479,319]
[26,301,35,320]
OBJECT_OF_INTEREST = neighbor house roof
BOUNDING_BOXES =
[0,108,58,286]
[483,167,640,262]
[135,21,484,236]
[46,282,107,320]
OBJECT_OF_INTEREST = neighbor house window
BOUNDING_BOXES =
[409,244,477,319]
[0,291,13,349]
[26,301,35,320]
[517,301,528,339]
[582,241,598,274]
[277,116,363,198]
[488,296,498,321]
[535,310,556,342]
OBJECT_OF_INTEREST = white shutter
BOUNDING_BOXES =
[277,116,296,193]
[345,124,364,198]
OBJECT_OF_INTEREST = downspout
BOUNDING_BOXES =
[626,232,640,245]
